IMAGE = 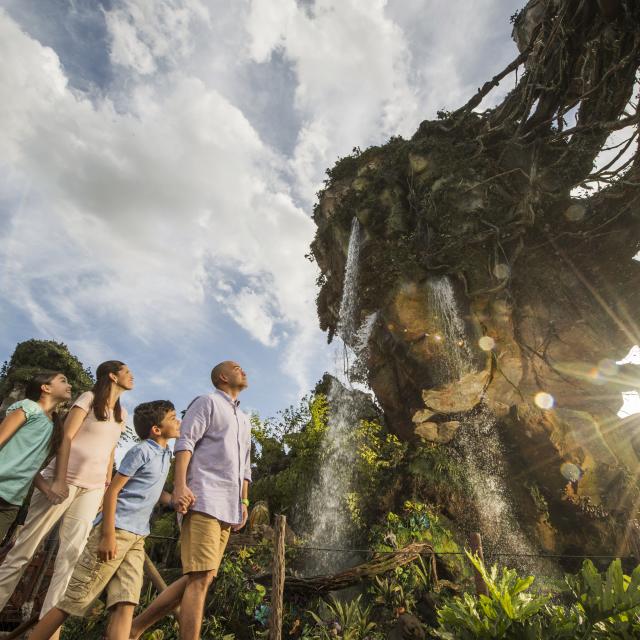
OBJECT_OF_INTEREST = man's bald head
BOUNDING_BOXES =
[211,361,248,391]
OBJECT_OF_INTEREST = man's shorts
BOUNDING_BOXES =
[57,523,146,617]
[180,511,230,575]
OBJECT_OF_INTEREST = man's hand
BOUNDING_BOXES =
[233,503,249,532]
[48,479,69,503]
[172,485,195,514]
[98,532,117,562]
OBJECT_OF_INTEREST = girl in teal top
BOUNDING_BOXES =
[0,371,72,542]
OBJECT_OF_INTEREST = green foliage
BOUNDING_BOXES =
[60,603,107,640]
[434,555,640,639]
[250,394,328,522]
[0,339,94,400]
[138,615,235,640]
[408,443,467,499]
[371,502,458,554]
[435,552,552,639]
[371,573,416,613]
[206,546,268,629]
[304,595,381,640]
[566,559,640,636]
[346,420,406,530]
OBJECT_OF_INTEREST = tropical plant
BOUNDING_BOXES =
[370,574,415,614]
[434,555,640,639]
[305,595,379,640]
[434,552,551,639]
[566,559,640,637]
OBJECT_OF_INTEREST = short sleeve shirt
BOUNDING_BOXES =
[174,389,252,525]
[0,399,54,505]
[43,391,127,489]
[95,439,172,535]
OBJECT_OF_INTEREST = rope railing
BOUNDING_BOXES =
[146,534,638,561]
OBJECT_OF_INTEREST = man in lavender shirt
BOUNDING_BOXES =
[129,361,252,640]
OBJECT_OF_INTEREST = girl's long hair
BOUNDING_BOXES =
[92,360,125,423]
[25,370,65,457]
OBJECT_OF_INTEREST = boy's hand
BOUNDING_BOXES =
[172,485,195,514]
[98,533,117,562]
[49,479,69,503]
[232,503,249,532]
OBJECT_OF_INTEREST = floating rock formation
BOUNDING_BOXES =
[311,0,640,562]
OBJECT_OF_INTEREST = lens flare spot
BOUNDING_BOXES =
[560,462,582,482]
[598,359,618,377]
[534,392,555,409]
[478,336,495,351]
[493,263,510,279]
[564,204,586,221]
[587,367,606,385]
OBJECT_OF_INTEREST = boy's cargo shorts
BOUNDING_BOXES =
[57,523,146,616]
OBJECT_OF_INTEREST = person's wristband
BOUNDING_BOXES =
[241,498,250,507]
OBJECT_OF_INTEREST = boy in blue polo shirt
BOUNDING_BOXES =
[29,400,181,640]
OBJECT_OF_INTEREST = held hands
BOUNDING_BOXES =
[45,479,69,504]
[171,484,195,514]
[98,533,117,562]
[232,503,249,532]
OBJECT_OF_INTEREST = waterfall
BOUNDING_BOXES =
[337,217,362,343]
[305,218,367,575]
[427,277,474,381]
[427,276,544,572]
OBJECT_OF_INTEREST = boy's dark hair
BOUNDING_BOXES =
[133,400,175,439]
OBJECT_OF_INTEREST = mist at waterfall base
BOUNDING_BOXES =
[304,219,375,576]
[427,276,555,577]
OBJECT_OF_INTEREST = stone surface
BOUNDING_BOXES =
[421,370,490,415]
[387,613,426,640]
[414,420,460,444]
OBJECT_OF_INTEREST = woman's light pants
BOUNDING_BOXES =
[0,485,102,617]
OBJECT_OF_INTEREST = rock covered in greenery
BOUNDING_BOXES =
[0,339,94,413]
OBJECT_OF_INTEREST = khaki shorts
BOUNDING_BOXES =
[57,523,146,616]
[180,511,230,575]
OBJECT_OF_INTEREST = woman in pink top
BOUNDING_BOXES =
[0,361,134,635]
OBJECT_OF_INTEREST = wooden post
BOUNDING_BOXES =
[626,521,640,564]
[469,532,489,597]
[430,551,439,588]
[144,553,168,592]
[269,514,286,640]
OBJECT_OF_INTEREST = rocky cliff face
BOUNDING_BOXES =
[310,1,640,561]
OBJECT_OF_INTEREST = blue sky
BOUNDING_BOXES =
[0,0,523,420]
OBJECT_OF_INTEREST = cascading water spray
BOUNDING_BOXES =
[337,218,362,342]
[427,276,474,381]
[427,276,546,573]
[305,218,366,575]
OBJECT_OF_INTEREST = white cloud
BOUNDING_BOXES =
[105,0,210,75]
[0,0,528,402]
[0,8,321,395]
[225,287,279,347]
[247,0,418,202]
